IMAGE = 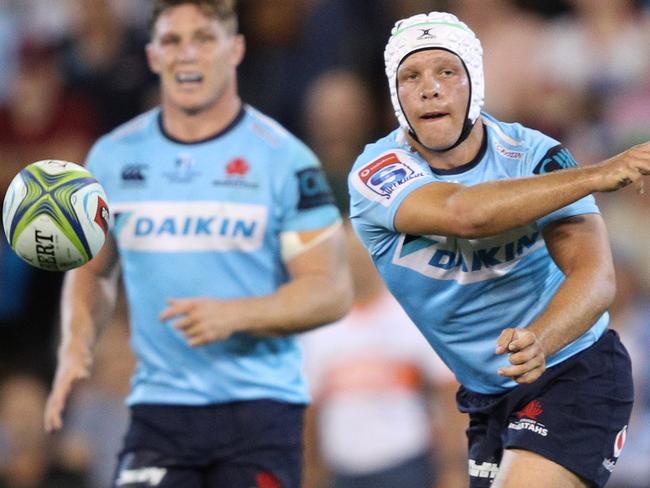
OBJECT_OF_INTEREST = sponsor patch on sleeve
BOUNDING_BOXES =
[533,145,578,174]
[356,152,426,201]
[296,167,336,210]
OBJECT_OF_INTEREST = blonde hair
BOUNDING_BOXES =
[149,0,238,36]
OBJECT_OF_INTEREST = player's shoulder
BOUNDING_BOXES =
[92,108,159,152]
[481,113,572,173]
[351,128,424,176]
[243,105,319,170]
[482,112,558,152]
[349,128,428,192]
[107,108,159,143]
[243,105,305,149]
[85,109,159,176]
[353,129,407,167]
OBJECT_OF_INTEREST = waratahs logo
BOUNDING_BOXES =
[508,400,548,437]
[226,158,249,176]
[516,400,543,420]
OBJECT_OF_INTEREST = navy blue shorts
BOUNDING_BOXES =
[111,400,305,488]
[457,330,633,488]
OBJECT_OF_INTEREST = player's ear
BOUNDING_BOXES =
[231,34,245,68]
[146,42,161,75]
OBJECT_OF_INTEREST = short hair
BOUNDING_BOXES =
[149,0,238,36]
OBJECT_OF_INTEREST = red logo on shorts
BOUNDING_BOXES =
[256,472,282,488]
[516,400,543,420]
[613,425,627,458]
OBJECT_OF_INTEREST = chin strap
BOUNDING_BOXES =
[408,117,475,153]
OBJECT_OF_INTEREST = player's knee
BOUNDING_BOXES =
[492,449,589,488]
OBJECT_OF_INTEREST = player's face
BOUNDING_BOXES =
[146,4,244,115]
[397,49,470,150]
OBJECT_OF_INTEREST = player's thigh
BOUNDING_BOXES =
[492,448,590,488]
[205,443,303,488]
[208,464,296,488]
[204,401,305,488]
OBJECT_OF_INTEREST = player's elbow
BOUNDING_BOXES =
[572,261,617,315]
[589,256,617,312]
[598,267,617,313]
[445,202,497,239]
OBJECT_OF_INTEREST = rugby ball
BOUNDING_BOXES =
[2,160,110,271]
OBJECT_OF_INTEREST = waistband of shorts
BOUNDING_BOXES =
[457,328,616,413]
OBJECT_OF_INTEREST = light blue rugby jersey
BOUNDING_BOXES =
[349,113,608,394]
[86,105,340,406]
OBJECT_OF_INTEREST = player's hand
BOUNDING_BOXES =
[44,346,93,433]
[595,141,650,194]
[160,298,242,347]
[495,328,546,384]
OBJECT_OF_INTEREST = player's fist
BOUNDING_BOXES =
[160,297,242,347]
[495,328,546,384]
[593,141,650,194]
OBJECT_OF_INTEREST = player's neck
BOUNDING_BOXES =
[160,92,242,143]
[412,119,484,171]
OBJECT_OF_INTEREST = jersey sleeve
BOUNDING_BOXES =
[278,141,340,233]
[526,142,600,229]
[348,149,433,255]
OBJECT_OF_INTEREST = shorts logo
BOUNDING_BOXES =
[613,425,627,458]
[116,467,167,486]
[602,426,626,475]
[468,459,499,479]
[256,471,282,488]
[358,153,422,198]
[508,400,548,436]
[516,400,543,420]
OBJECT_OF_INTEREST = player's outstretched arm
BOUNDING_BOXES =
[44,234,120,433]
[395,141,650,238]
[495,214,615,384]
[159,222,353,346]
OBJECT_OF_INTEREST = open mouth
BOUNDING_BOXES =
[420,111,448,120]
[176,72,204,84]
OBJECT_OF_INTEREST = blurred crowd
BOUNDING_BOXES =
[0,0,649,487]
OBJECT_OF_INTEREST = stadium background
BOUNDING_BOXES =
[0,0,648,487]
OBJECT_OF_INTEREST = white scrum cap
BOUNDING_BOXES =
[384,12,484,132]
